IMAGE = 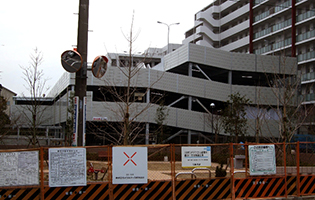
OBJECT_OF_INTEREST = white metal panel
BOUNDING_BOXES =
[231,53,256,71]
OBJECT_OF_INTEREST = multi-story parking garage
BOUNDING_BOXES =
[183,0,315,134]
[10,44,297,145]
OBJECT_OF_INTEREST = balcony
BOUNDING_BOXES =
[255,30,315,56]
[297,11,315,23]
[254,19,292,39]
[300,93,315,102]
[301,72,315,82]
[298,51,315,63]
[254,0,266,5]
[254,38,291,55]
[296,29,315,43]
[254,0,291,23]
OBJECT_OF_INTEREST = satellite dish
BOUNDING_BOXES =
[61,50,83,73]
[92,55,108,78]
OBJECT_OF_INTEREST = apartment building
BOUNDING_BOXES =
[183,0,314,133]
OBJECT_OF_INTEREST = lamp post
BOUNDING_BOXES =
[157,21,180,54]
[210,103,215,134]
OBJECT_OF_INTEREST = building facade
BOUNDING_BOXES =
[9,44,297,145]
[183,0,314,133]
[0,84,17,117]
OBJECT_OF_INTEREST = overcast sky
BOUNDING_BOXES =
[0,0,212,96]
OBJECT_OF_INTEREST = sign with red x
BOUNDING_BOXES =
[112,147,147,184]
[123,152,137,166]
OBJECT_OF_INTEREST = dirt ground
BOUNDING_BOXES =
[41,160,244,182]
[84,161,231,182]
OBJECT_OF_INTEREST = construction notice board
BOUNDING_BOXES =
[181,146,211,168]
[112,147,148,184]
[0,151,39,186]
[49,148,86,187]
[248,144,276,175]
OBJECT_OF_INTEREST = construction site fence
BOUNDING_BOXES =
[0,142,315,200]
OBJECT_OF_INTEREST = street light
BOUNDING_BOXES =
[210,103,215,133]
[157,21,180,54]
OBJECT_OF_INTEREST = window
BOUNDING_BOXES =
[111,59,117,66]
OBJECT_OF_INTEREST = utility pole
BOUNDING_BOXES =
[75,0,89,146]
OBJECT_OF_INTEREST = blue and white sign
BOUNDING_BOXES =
[72,96,79,146]
[83,97,87,146]
[181,146,211,168]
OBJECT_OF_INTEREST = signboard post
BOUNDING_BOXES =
[61,1,107,147]
[83,97,87,146]
[249,144,276,176]
[112,147,148,184]
[49,148,86,187]
[181,146,211,168]
[72,96,79,146]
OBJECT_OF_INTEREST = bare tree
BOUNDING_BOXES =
[272,57,299,142]
[252,55,313,143]
[17,48,50,147]
[65,91,75,146]
[206,110,224,143]
[90,12,164,145]
[246,88,268,143]
[222,92,251,143]
[154,101,169,144]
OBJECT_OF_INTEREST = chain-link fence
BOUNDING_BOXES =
[147,145,172,181]
[1,142,315,200]
[86,146,111,182]
[3,143,311,184]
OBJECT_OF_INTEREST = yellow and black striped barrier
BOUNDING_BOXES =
[235,177,288,199]
[44,183,109,200]
[2,176,315,200]
[113,180,172,199]
[300,175,315,195]
[287,176,297,196]
[175,178,231,200]
[0,188,40,200]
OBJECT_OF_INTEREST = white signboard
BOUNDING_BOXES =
[92,117,108,121]
[181,146,211,168]
[49,148,86,187]
[112,147,147,184]
[0,151,39,186]
[249,144,276,176]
